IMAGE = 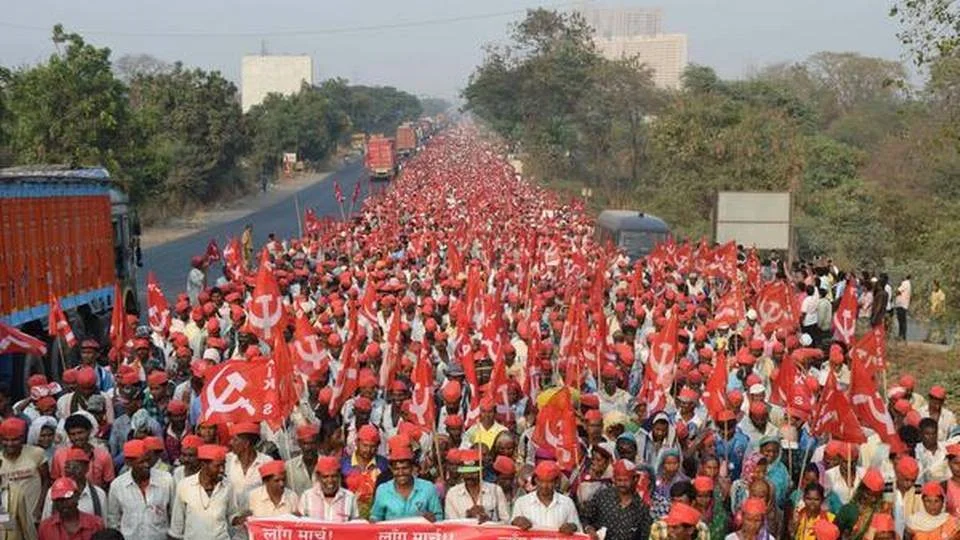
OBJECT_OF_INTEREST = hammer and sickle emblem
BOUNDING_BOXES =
[759,298,783,325]
[248,294,283,339]
[204,369,255,418]
[545,420,571,465]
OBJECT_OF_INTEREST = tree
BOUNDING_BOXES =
[890,0,960,65]
[419,97,452,118]
[114,54,171,82]
[3,25,134,170]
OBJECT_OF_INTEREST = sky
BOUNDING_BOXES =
[0,0,907,100]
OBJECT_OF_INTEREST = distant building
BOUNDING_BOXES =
[241,55,313,113]
[580,6,662,38]
[594,34,688,89]
[575,5,688,89]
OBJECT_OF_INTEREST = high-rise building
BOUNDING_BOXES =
[241,55,313,113]
[594,34,688,89]
[576,4,688,89]
[581,6,662,38]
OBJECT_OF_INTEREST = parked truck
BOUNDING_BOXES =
[365,135,397,181]
[395,123,417,157]
[0,166,141,390]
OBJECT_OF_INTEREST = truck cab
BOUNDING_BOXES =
[596,210,670,259]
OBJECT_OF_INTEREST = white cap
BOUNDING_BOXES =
[799,333,813,346]
[202,348,221,362]
[748,383,766,395]
[746,308,757,321]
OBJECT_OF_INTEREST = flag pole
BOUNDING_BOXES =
[294,195,303,238]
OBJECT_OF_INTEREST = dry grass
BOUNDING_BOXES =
[886,342,960,410]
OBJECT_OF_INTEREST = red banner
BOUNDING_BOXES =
[247,518,589,540]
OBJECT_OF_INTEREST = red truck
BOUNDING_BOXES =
[0,166,141,386]
[365,135,397,181]
[395,123,417,157]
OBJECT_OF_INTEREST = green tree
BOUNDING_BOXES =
[3,25,134,171]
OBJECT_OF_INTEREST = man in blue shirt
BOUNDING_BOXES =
[369,436,443,522]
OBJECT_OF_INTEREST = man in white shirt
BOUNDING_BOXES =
[298,456,359,522]
[511,460,580,533]
[444,449,510,522]
[186,256,206,306]
[107,440,174,540]
[917,418,950,482]
[895,275,912,341]
[800,285,819,337]
[40,447,108,520]
[245,460,299,518]
[169,444,240,540]
[919,385,958,441]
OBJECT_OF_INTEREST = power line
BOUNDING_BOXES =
[0,3,579,38]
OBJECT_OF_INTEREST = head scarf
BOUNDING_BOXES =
[27,415,59,459]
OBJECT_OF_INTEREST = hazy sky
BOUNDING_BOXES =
[1,0,906,100]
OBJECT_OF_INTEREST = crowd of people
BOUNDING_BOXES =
[0,128,953,540]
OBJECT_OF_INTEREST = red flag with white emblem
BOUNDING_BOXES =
[849,325,886,376]
[379,302,402,388]
[329,331,360,416]
[832,280,858,344]
[146,272,170,335]
[200,359,274,424]
[108,282,128,349]
[647,313,678,389]
[756,281,796,332]
[292,314,328,376]
[247,265,287,341]
[410,340,437,432]
[48,296,77,347]
[702,351,729,421]
[849,350,898,443]
[532,387,578,470]
[713,283,745,326]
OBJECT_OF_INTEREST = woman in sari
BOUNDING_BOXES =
[789,463,843,515]
[692,475,729,539]
[906,482,960,540]
[731,453,769,515]
[790,482,835,540]
[758,435,790,507]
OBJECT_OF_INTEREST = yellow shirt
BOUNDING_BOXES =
[931,289,946,315]
[792,510,834,540]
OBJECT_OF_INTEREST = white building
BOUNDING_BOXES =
[594,34,688,89]
[241,55,313,113]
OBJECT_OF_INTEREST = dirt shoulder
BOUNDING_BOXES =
[887,341,959,409]
[140,170,332,249]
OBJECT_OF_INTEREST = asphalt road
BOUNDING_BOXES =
[137,160,368,300]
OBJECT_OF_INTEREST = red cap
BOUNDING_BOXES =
[123,440,147,459]
[76,367,97,387]
[357,424,380,445]
[742,497,767,516]
[812,518,840,540]
[143,436,164,451]
[749,401,767,417]
[921,481,944,498]
[354,396,373,413]
[315,456,341,475]
[894,399,912,415]
[612,459,636,477]
[441,380,462,402]
[479,396,496,412]
[166,400,188,415]
[930,385,948,400]
[601,363,619,379]
[50,477,79,500]
[663,502,701,526]
[296,425,319,441]
[716,409,737,423]
[580,394,600,410]
[230,422,260,437]
[534,460,561,481]
[258,460,286,479]
[27,374,48,388]
[387,437,414,461]
[585,410,603,423]
[947,444,960,458]
[197,444,227,461]
[861,468,884,492]
[870,514,895,533]
[692,476,714,493]
[896,456,919,479]
[444,414,464,428]
[65,447,90,463]
[678,387,699,403]
[493,455,516,475]
[181,435,204,450]
[0,418,27,438]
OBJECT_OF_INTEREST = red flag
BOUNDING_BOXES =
[832,280,858,344]
[351,182,361,204]
[772,348,821,407]
[756,281,796,332]
[334,181,345,205]
[247,265,287,341]
[702,351,729,421]
[292,315,327,376]
[205,239,221,263]
[849,325,886,376]
[109,282,127,349]
[647,314,678,390]
[269,334,300,428]
[849,350,898,443]
[359,283,379,329]
[639,362,668,417]
[146,272,170,335]
[811,372,866,443]
[744,248,762,292]
[199,359,274,425]
[0,320,48,356]
[48,296,77,347]
[329,330,360,416]
[379,302,402,387]
[409,341,437,431]
[713,283,745,326]
[532,387,578,470]
[223,237,241,267]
